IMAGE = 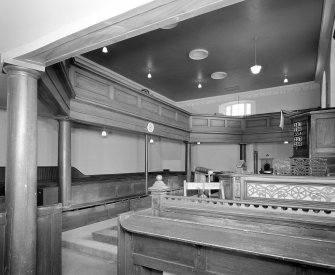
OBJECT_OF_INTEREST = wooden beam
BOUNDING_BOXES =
[15,0,243,67]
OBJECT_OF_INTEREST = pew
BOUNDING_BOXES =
[118,181,335,274]
[0,167,185,207]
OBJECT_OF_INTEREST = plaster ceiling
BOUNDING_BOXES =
[83,0,324,102]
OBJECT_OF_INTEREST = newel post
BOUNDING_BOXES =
[148,175,169,216]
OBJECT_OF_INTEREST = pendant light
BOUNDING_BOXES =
[102,46,108,53]
[284,75,288,83]
[250,38,262,74]
[147,68,152,79]
[198,81,202,89]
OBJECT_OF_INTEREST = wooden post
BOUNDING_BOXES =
[148,175,169,216]
[145,134,149,195]
[240,143,247,161]
[185,142,192,182]
[4,64,40,275]
[58,119,72,208]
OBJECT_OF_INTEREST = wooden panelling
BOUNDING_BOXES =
[190,113,292,143]
[190,132,242,143]
[142,99,160,114]
[114,86,139,107]
[245,118,267,128]
[119,207,335,275]
[192,118,208,127]
[227,119,242,128]
[133,235,196,267]
[206,248,297,275]
[0,205,62,275]
[70,99,190,141]
[73,70,110,102]
[210,119,225,127]
[63,200,130,231]
[310,109,335,156]
[0,212,5,275]
[37,204,62,275]
[69,65,191,139]
[161,107,176,120]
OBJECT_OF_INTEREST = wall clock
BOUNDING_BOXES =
[147,122,154,133]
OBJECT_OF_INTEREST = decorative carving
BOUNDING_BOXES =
[247,183,335,202]
[273,158,327,176]
[160,195,335,217]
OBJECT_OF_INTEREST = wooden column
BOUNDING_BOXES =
[240,143,247,161]
[145,134,149,195]
[4,65,40,275]
[185,142,192,182]
[58,119,72,208]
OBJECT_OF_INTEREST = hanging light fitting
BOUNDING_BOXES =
[250,38,262,74]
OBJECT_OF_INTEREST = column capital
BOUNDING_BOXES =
[3,64,41,80]
[56,116,71,121]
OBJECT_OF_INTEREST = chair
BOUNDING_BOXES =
[183,180,225,199]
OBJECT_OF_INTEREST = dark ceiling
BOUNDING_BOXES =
[83,0,323,102]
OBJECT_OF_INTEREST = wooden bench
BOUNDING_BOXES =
[118,189,335,274]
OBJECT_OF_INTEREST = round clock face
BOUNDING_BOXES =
[147,122,154,133]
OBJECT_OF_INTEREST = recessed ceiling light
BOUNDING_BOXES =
[161,22,178,29]
[211,72,227,80]
[189,49,209,60]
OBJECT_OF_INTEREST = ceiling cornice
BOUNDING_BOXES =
[177,82,320,107]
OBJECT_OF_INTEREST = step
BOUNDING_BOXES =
[62,218,118,261]
[62,238,117,261]
[92,226,118,245]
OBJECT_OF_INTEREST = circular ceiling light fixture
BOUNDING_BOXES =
[211,71,228,80]
[161,22,178,30]
[189,49,209,60]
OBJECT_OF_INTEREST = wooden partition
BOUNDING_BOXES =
[118,192,335,274]
[0,212,5,275]
[0,204,62,275]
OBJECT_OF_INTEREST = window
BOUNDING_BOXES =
[219,101,255,116]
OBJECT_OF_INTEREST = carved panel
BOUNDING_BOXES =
[247,183,335,202]
[192,118,208,126]
[210,119,225,127]
[245,119,267,128]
